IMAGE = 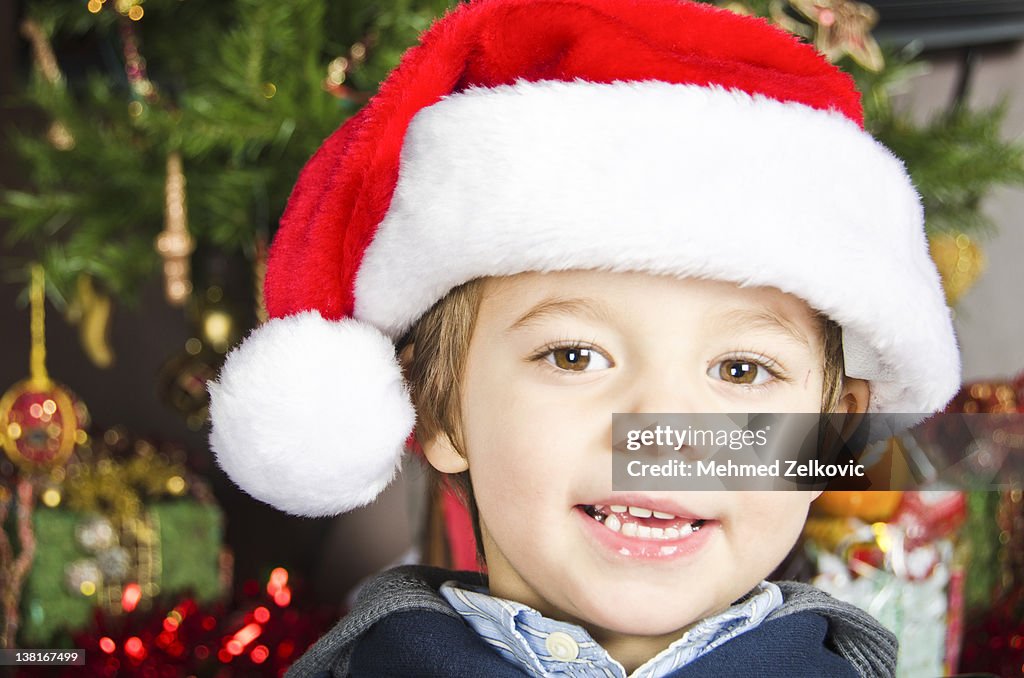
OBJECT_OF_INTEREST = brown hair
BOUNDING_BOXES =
[398,278,847,567]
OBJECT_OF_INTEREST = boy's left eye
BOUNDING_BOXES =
[708,358,776,386]
[539,344,613,372]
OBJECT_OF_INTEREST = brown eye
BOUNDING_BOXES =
[544,346,612,372]
[720,360,756,383]
[711,359,772,386]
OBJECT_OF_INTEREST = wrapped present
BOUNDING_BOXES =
[805,489,967,678]
[3,431,229,647]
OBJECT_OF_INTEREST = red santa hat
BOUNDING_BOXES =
[208,0,961,517]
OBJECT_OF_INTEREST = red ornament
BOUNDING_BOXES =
[1,265,89,473]
[0,381,86,471]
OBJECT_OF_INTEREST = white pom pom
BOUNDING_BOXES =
[208,311,415,517]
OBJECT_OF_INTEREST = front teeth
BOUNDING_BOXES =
[589,510,708,540]
[612,506,678,520]
[584,505,704,540]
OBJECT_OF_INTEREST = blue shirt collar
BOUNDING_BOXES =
[439,579,782,677]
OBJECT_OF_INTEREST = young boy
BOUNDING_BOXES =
[208,0,961,675]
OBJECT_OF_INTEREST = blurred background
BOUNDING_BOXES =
[0,0,1022,676]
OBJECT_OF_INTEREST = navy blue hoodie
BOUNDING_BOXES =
[286,566,897,678]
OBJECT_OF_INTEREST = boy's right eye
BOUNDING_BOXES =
[535,343,613,372]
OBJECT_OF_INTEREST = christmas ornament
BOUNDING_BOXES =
[156,350,217,431]
[19,18,75,151]
[0,265,89,473]
[66,274,115,369]
[929,232,986,306]
[116,4,158,103]
[155,151,195,306]
[814,490,904,522]
[784,0,885,72]
[75,515,117,552]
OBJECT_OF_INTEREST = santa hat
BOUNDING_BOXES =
[208,0,961,517]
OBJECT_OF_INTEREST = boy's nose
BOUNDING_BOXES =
[621,370,702,415]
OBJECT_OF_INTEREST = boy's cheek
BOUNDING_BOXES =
[728,493,812,547]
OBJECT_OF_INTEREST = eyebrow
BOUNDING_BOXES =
[710,307,813,348]
[505,296,617,334]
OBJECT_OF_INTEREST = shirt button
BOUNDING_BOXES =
[545,631,579,661]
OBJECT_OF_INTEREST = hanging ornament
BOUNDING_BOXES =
[784,0,885,72]
[19,19,75,151]
[157,349,217,431]
[0,265,90,473]
[929,232,986,306]
[155,151,195,306]
[115,4,158,105]
[66,274,115,368]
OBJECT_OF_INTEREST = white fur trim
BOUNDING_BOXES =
[355,79,960,414]
[208,312,414,517]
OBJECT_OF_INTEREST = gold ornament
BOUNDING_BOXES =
[0,266,89,473]
[155,151,194,306]
[929,232,986,305]
[20,19,76,151]
[785,0,885,72]
[66,274,115,368]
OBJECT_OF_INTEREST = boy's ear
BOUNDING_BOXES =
[839,377,871,415]
[420,431,470,474]
[834,376,871,455]
[838,377,871,438]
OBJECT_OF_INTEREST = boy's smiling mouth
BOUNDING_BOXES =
[579,504,708,540]
[572,495,719,559]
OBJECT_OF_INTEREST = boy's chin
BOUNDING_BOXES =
[569,585,720,637]
[581,603,709,637]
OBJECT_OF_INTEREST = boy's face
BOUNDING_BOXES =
[425,270,847,637]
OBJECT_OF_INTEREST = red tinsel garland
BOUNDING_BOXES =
[16,568,337,678]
